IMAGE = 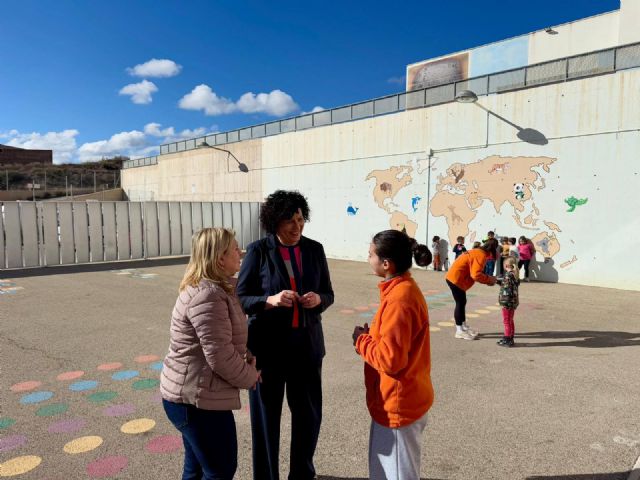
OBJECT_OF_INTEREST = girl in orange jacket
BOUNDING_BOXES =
[445,240,497,340]
[352,229,433,480]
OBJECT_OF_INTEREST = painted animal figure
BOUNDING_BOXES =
[488,163,511,174]
[564,196,588,212]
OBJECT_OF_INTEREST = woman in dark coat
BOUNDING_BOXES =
[237,190,334,480]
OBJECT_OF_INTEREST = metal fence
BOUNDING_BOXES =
[122,41,640,170]
[0,201,262,269]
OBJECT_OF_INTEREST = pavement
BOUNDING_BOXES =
[1,258,639,479]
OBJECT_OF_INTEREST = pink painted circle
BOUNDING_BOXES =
[368,303,380,308]
[354,306,370,312]
[86,456,128,478]
[48,418,86,434]
[57,371,85,381]
[339,309,355,314]
[145,435,182,454]
[97,362,123,371]
[10,381,42,393]
[134,355,160,363]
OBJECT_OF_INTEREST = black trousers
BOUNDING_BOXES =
[447,279,467,326]
[249,355,322,480]
[518,259,531,279]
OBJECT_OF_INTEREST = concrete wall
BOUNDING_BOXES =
[122,68,640,290]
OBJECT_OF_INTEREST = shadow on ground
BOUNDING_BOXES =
[318,478,441,480]
[0,256,189,278]
[479,330,640,348]
[526,471,631,479]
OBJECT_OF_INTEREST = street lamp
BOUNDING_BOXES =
[197,141,249,173]
[454,89,548,145]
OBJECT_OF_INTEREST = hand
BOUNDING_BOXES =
[267,290,299,308]
[487,276,498,286]
[299,292,321,309]
[352,323,369,346]
[252,370,262,390]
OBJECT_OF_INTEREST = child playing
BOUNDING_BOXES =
[509,237,519,261]
[517,236,535,282]
[472,241,482,249]
[483,231,497,275]
[499,237,511,275]
[497,257,519,347]
[452,236,467,259]
[432,236,442,271]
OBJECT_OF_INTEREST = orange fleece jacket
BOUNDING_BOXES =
[356,272,434,428]
[445,248,492,291]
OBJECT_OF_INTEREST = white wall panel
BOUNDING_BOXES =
[129,203,143,259]
[58,203,75,264]
[88,202,104,262]
[20,202,39,267]
[42,202,59,266]
[116,202,131,260]
[73,203,90,263]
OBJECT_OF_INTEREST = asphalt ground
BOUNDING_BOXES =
[1,258,639,479]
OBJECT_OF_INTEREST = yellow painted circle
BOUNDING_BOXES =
[486,306,500,311]
[120,418,156,434]
[437,321,455,327]
[429,327,441,332]
[0,455,42,476]
[63,435,103,454]
[466,313,479,318]
[475,309,491,314]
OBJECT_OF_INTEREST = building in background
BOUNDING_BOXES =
[0,144,53,165]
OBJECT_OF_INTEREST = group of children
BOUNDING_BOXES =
[433,231,538,347]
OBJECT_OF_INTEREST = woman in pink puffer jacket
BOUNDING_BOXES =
[160,228,260,480]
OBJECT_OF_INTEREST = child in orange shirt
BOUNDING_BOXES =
[353,229,434,479]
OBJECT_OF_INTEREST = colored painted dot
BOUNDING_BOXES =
[19,391,53,405]
[0,455,42,476]
[437,321,455,327]
[120,418,156,434]
[86,456,128,478]
[48,418,86,434]
[97,362,122,371]
[368,303,379,308]
[36,403,68,417]
[486,306,501,311]
[354,306,369,312]
[149,361,163,371]
[87,391,118,403]
[358,312,373,318]
[63,436,103,454]
[339,309,355,314]
[0,418,16,430]
[134,354,160,363]
[103,403,136,417]
[145,435,182,454]
[475,309,491,314]
[57,370,85,381]
[429,327,441,332]
[466,313,480,318]
[69,380,99,392]
[0,435,27,453]
[132,378,160,390]
[9,381,42,393]
[148,392,163,404]
[429,302,446,308]
[111,370,139,381]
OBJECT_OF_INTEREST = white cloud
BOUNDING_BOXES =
[178,84,236,115]
[236,90,299,116]
[78,130,147,162]
[178,85,299,117]
[302,106,325,114]
[144,122,175,137]
[119,80,158,104]
[127,58,182,78]
[3,129,79,164]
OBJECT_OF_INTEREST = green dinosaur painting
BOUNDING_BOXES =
[564,196,588,212]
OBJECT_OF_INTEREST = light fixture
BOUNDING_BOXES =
[545,27,558,35]
[197,141,249,173]
[454,90,478,104]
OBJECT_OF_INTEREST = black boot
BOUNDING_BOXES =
[497,337,508,345]
[505,337,515,347]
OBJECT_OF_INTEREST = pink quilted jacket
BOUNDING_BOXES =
[160,278,257,410]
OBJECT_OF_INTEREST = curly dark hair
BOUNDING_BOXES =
[260,190,310,234]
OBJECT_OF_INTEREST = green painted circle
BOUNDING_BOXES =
[0,417,16,429]
[87,391,119,403]
[132,379,160,390]
[36,403,69,417]
[428,302,447,307]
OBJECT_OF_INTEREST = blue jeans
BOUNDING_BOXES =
[484,259,495,276]
[162,399,237,480]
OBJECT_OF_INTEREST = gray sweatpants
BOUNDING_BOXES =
[368,411,428,480]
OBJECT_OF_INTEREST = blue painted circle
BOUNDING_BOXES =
[69,380,99,392]
[112,370,139,381]
[20,391,54,404]
[149,362,163,371]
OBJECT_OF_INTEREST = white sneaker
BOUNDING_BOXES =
[464,328,479,337]
[455,331,476,340]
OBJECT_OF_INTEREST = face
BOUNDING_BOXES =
[519,238,526,244]
[368,243,389,278]
[218,238,241,276]
[276,208,305,245]
[505,262,515,272]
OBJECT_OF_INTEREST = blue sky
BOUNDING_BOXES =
[0,0,620,163]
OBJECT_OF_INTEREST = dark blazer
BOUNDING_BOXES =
[237,234,334,364]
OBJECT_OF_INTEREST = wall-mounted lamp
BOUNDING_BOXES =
[454,89,548,145]
[197,141,249,173]
[545,27,559,35]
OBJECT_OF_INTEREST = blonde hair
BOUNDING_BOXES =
[503,257,519,280]
[179,228,236,293]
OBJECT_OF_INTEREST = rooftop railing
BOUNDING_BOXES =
[123,41,640,169]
